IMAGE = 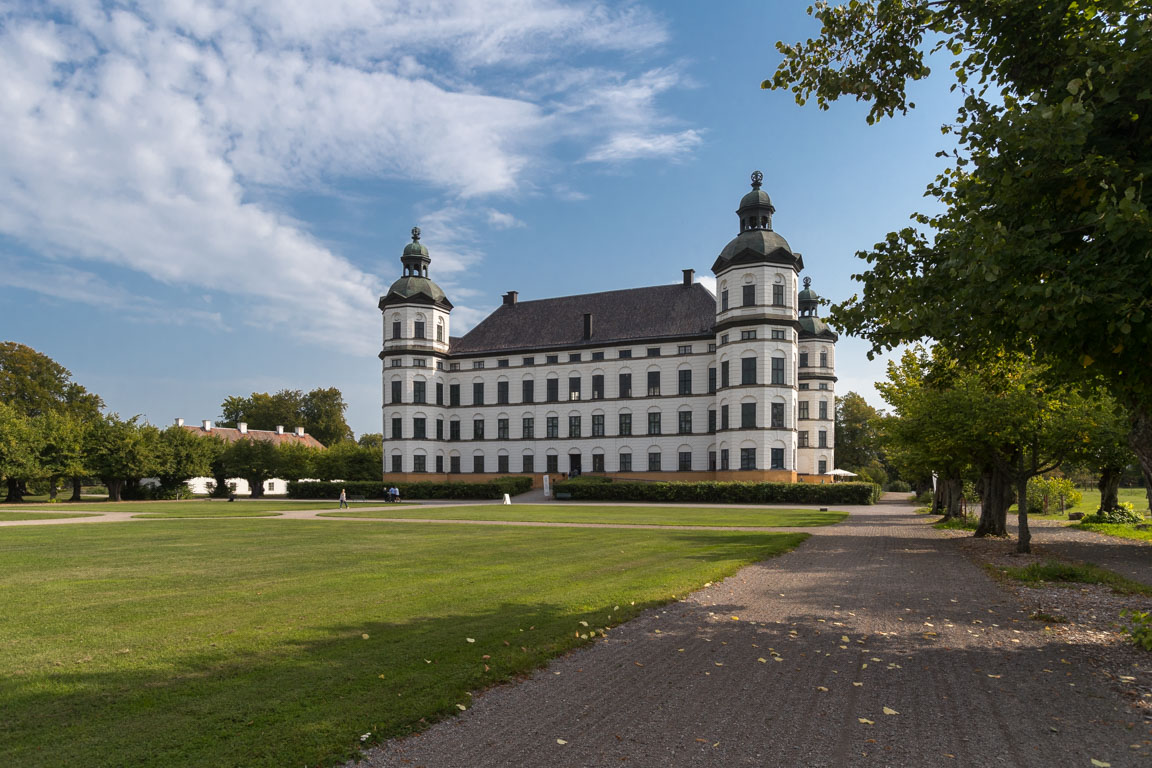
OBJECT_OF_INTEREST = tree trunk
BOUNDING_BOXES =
[70,477,83,501]
[248,478,265,499]
[48,476,59,501]
[1016,471,1031,554]
[106,479,123,503]
[942,476,964,520]
[1127,404,1152,515]
[976,466,1011,537]
[5,477,23,503]
[1097,467,1121,513]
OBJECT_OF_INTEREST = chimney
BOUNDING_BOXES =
[503,291,518,306]
[682,269,694,286]
[238,422,248,434]
[276,425,284,434]
[294,426,305,437]
[175,417,185,427]
[202,420,213,432]
[583,312,593,340]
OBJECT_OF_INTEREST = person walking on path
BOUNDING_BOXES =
[338,488,348,509]
[390,485,401,504]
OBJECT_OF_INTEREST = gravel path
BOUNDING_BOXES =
[352,502,1150,768]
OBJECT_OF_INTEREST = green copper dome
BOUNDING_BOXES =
[403,240,429,257]
[716,228,794,263]
[378,226,453,310]
[739,186,774,211]
[384,275,448,304]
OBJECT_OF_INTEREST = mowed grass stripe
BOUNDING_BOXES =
[0,520,806,768]
[320,503,846,528]
[0,511,102,521]
[13,500,386,518]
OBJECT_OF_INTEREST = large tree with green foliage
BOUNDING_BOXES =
[833,392,886,477]
[219,438,280,498]
[766,1,1152,508]
[0,401,41,503]
[220,387,352,446]
[88,416,160,502]
[154,426,224,498]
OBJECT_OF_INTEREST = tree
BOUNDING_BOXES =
[220,438,279,498]
[36,410,87,500]
[766,1,1152,511]
[0,401,41,503]
[275,441,318,482]
[0,342,74,418]
[88,416,160,502]
[219,387,351,446]
[834,392,884,472]
[154,426,223,497]
[1071,391,1136,513]
[357,433,384,449]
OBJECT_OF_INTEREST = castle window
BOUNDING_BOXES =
[592,375,604,399]
[568,415,581,438]
[771,402,785,428]
[546,379,559,402]
[436,323,444,342]
[709,451,717,471]
[391,455,402,473]
[497,455,509,473]
[391,359,402,368]
[391,417,402,439]
[592,454,605,472]
[414,455,426,472]
[618,413,632,436]
[772,329,786,340]
[413,418,426,439]
[522,417,534,439]
[569,376,581,400]
[498,419,509,439]
[413,381,426,404]
[391,381,402,404]
[392,321,401,339]
[708,343,716,352]
[522,455,534,473]
[472,360,485,369]
[473,456,485,473]
[498,359,509,368]
[818,459,828,474]
[413,358,426,367]
[772,284,784,306]
[522,379,534,403]
[721,361,730,388]
[647,412,662,435]
[742,448,758,470]
[591,351,605,361]
[436,383,444,405]
[473,419,484,440]
[678,411,692,434]
[771,357,785,385]
[436,419,444,440]
[677,345,692,355]
[546,354,559,364]
[799,352,809,368]
[592,414,605,436]
[742,285,755,306]
[819,382,829,390]
[546,417,559,438]
[450,455,461,473]
[720,334,729,344]
[619,349,632,359]
[647,347,661,357]
[436,455,444,473]
[497,381,509,404]
[678,452,692,471]
[473,382,484,405]
[414,321,425,339]
[799,401,810,420]
[819,429,829,448]
[721,405,729,430]
[721,290,729,311]
[720,449,729,470]
[820,351,829,368]
[522,356,535,366]
[708,367,716,393]
[569,353,582,363]
[450,362,460,371]
[546,455,559,473]
[449,421,461,441]
[678,369,692,395]
[647,371,661,396]
[770,448,785,469]
[619,373,632,398]
[741,402,756,429]
[648,451,662,471]
[741,357,756,385]
[740,330,757,340]
[799,383,810,390]
[449,384,460,406]
[708,409,716,434]
[819,401,829,420]
[798,430,809,447]
[619,452,632,472]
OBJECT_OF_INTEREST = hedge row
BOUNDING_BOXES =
[287,477,533,500]
[551,480,881,505]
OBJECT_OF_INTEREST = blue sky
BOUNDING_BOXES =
[0,1,960,438]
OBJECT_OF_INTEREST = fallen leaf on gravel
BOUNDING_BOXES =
[987,674,1002,679]
[870,658,882,662]
[484,665,490,672]
[678,648,685,652]
[557,739,567,745]
[758,658,767,663]
[773,657,783,662]
[361,634,370,639]
[424,659,432,664]
[841,636,850,643]
[858,718,873,725]
[482,654,490,659]
[853,682,863,687]
[456,704,467,710]
[883,707,899,715]
[379,674,386,679]
[732,616,739,621]
[816,686,828,692]
[579,621,588,627]
[634,661,644,667]
[695,738,708,743]
[466,638,475,643]
[861,663,868,669]
[1091,761,1110,767]
[715,662,723,667]
[655,629,661,633]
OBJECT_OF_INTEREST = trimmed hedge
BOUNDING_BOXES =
[286,477,532,500]
[551,479,881,505]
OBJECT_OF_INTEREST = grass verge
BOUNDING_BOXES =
[319,503,845,528]
[933,516,978,531]
[14,500,377,518]
[1069,521,1152,542]
[0,510,102,521]
[0,520,806,768]
[992,560,1152,596]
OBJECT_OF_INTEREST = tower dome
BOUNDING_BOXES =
[798,277,838,340]
[712,171,801,274]
[379,227,453,310]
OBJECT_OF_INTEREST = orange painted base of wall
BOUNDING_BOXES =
[381,471,836,488]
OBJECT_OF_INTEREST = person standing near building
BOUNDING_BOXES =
[339,488,348,508]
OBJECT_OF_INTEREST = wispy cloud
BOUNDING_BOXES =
[0,2,697,354]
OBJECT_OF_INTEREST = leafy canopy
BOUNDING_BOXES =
[766,1,1152,407]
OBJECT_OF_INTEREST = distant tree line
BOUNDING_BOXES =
[0,342,378,502]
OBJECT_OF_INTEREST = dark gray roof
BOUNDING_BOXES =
[451,283,717,355]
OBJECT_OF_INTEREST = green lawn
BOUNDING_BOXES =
[1019,487,1151,519]
[12,500,382,518]
[0,520,806,768]
[1071,522,1152,542]
[319,503,846,527]
[0,510,101,521]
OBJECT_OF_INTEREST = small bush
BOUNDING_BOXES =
[1082,502,1144,525]
[913,490,934,505]
[550,480,881,505]
[1121,610,1152,651]
[287,478,532,500]
[998,560,1152,595]
[886,480,911,493]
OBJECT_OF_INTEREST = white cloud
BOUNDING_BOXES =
[696,274,717,296]
[585,129,703,163]
[486,209,526,229]
[0,2,696,355]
